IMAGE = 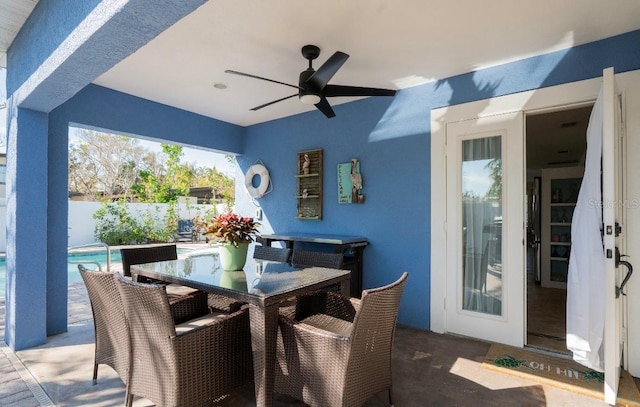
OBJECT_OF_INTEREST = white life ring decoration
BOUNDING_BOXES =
[245,163,270,198]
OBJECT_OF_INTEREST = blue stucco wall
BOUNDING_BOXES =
[55,85,244,153]
[5,107,50,348]
[4,0,209,349]
[8,0,207,112]
[236,95,431,327]
[7,0,101,95]
[235,29,640,330]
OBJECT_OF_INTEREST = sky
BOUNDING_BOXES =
[0,67,235,175]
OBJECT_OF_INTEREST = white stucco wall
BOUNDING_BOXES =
[0,200,219,252]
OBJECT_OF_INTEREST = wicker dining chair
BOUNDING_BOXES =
[253,245,292,263]
[290,249,344,269]
[119,244,214,322]
[286,250,346,318]
[120,244,180,278]
[275,272,408,407]
[78,265,130,387]
[115,273,254,407]
[78,264,210,389]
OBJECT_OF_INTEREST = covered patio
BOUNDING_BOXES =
[1,282,624,406]
[3,1,640,406]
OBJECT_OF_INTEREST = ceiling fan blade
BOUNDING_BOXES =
[250,94,299,111]
[306,51,349,90]
[314,97,336,118]
[323,84,397,97]
[225,70,302,90]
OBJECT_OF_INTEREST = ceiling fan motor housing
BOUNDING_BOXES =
[299,68,320,102]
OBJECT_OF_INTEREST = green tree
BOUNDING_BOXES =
[69,129,235,205]
[193,166,235,204]
[68,129,146,201]
[132,144,194,203]
[485,158,502,201]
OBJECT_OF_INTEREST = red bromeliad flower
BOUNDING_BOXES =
[204,212,260,247]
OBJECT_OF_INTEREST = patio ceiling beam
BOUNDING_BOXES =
[7,0,206,113]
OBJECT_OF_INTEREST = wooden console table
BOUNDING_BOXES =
[257,233,368,297]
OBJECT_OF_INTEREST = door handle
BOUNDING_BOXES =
[615,247,633,298]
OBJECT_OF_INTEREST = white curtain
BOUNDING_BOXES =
[461,136,502,316]
[566,88,605,372]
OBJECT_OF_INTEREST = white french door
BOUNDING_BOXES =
[444,112,525,347]
[602,67,625,405]
[432,69,637,392]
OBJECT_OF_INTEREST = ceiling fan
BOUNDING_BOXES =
[225,45,397,118]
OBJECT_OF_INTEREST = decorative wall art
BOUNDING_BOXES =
[296,149,323,220]
[338,158,364,204]
[244,160,271,199]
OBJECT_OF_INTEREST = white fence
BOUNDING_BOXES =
[0,200,219,252]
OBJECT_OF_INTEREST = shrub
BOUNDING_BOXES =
[93,200,178,245]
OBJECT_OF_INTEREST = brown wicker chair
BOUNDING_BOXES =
[79,265,210,389]
[289,250,346,316]
[290,249,344,269]
[120,244,213,322]
[78,265,130,386]
[120,244,180,278]
[253,245,292,263]
[115,273,254,407]
[275,272,408,407]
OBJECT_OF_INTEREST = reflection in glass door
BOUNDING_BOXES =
[461,136,502,316]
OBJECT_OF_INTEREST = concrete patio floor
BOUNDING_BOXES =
[1,280,637,406]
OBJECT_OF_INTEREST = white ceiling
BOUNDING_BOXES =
[4,1,640,126]
[0,0,38,67]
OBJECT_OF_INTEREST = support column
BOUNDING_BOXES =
[5,106,49,350]
[46,114,70,336]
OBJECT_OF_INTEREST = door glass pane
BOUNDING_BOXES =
[461,136,502,315]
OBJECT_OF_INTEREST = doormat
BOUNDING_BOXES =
[482,344,640,406]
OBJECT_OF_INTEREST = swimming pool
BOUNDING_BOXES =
[0,247,192,298]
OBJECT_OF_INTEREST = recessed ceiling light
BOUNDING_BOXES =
[213,83,227,90]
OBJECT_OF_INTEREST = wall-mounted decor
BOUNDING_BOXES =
[244,160,271,199]
[296,149,323,220]
[338,158,364,204]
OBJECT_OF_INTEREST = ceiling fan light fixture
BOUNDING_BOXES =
[299,94,321,105]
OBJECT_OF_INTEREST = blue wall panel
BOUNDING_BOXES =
[238,95,432,328]
[56,85,244,154]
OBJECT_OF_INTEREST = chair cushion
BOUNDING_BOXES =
[301,314,353,338]
[175,311,228,335]
[165,283,198,297]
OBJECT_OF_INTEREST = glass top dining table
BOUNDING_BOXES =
[130,248,351,407]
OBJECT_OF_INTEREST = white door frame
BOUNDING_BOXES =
[432,70,640,384]
[432,77,603,340]
[602,67,626,404]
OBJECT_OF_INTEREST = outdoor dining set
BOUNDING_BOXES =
[79,243,408,407]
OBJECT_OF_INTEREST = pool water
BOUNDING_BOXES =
[0,247,191,298]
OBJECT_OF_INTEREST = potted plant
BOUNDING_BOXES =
[204,212,260,270]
